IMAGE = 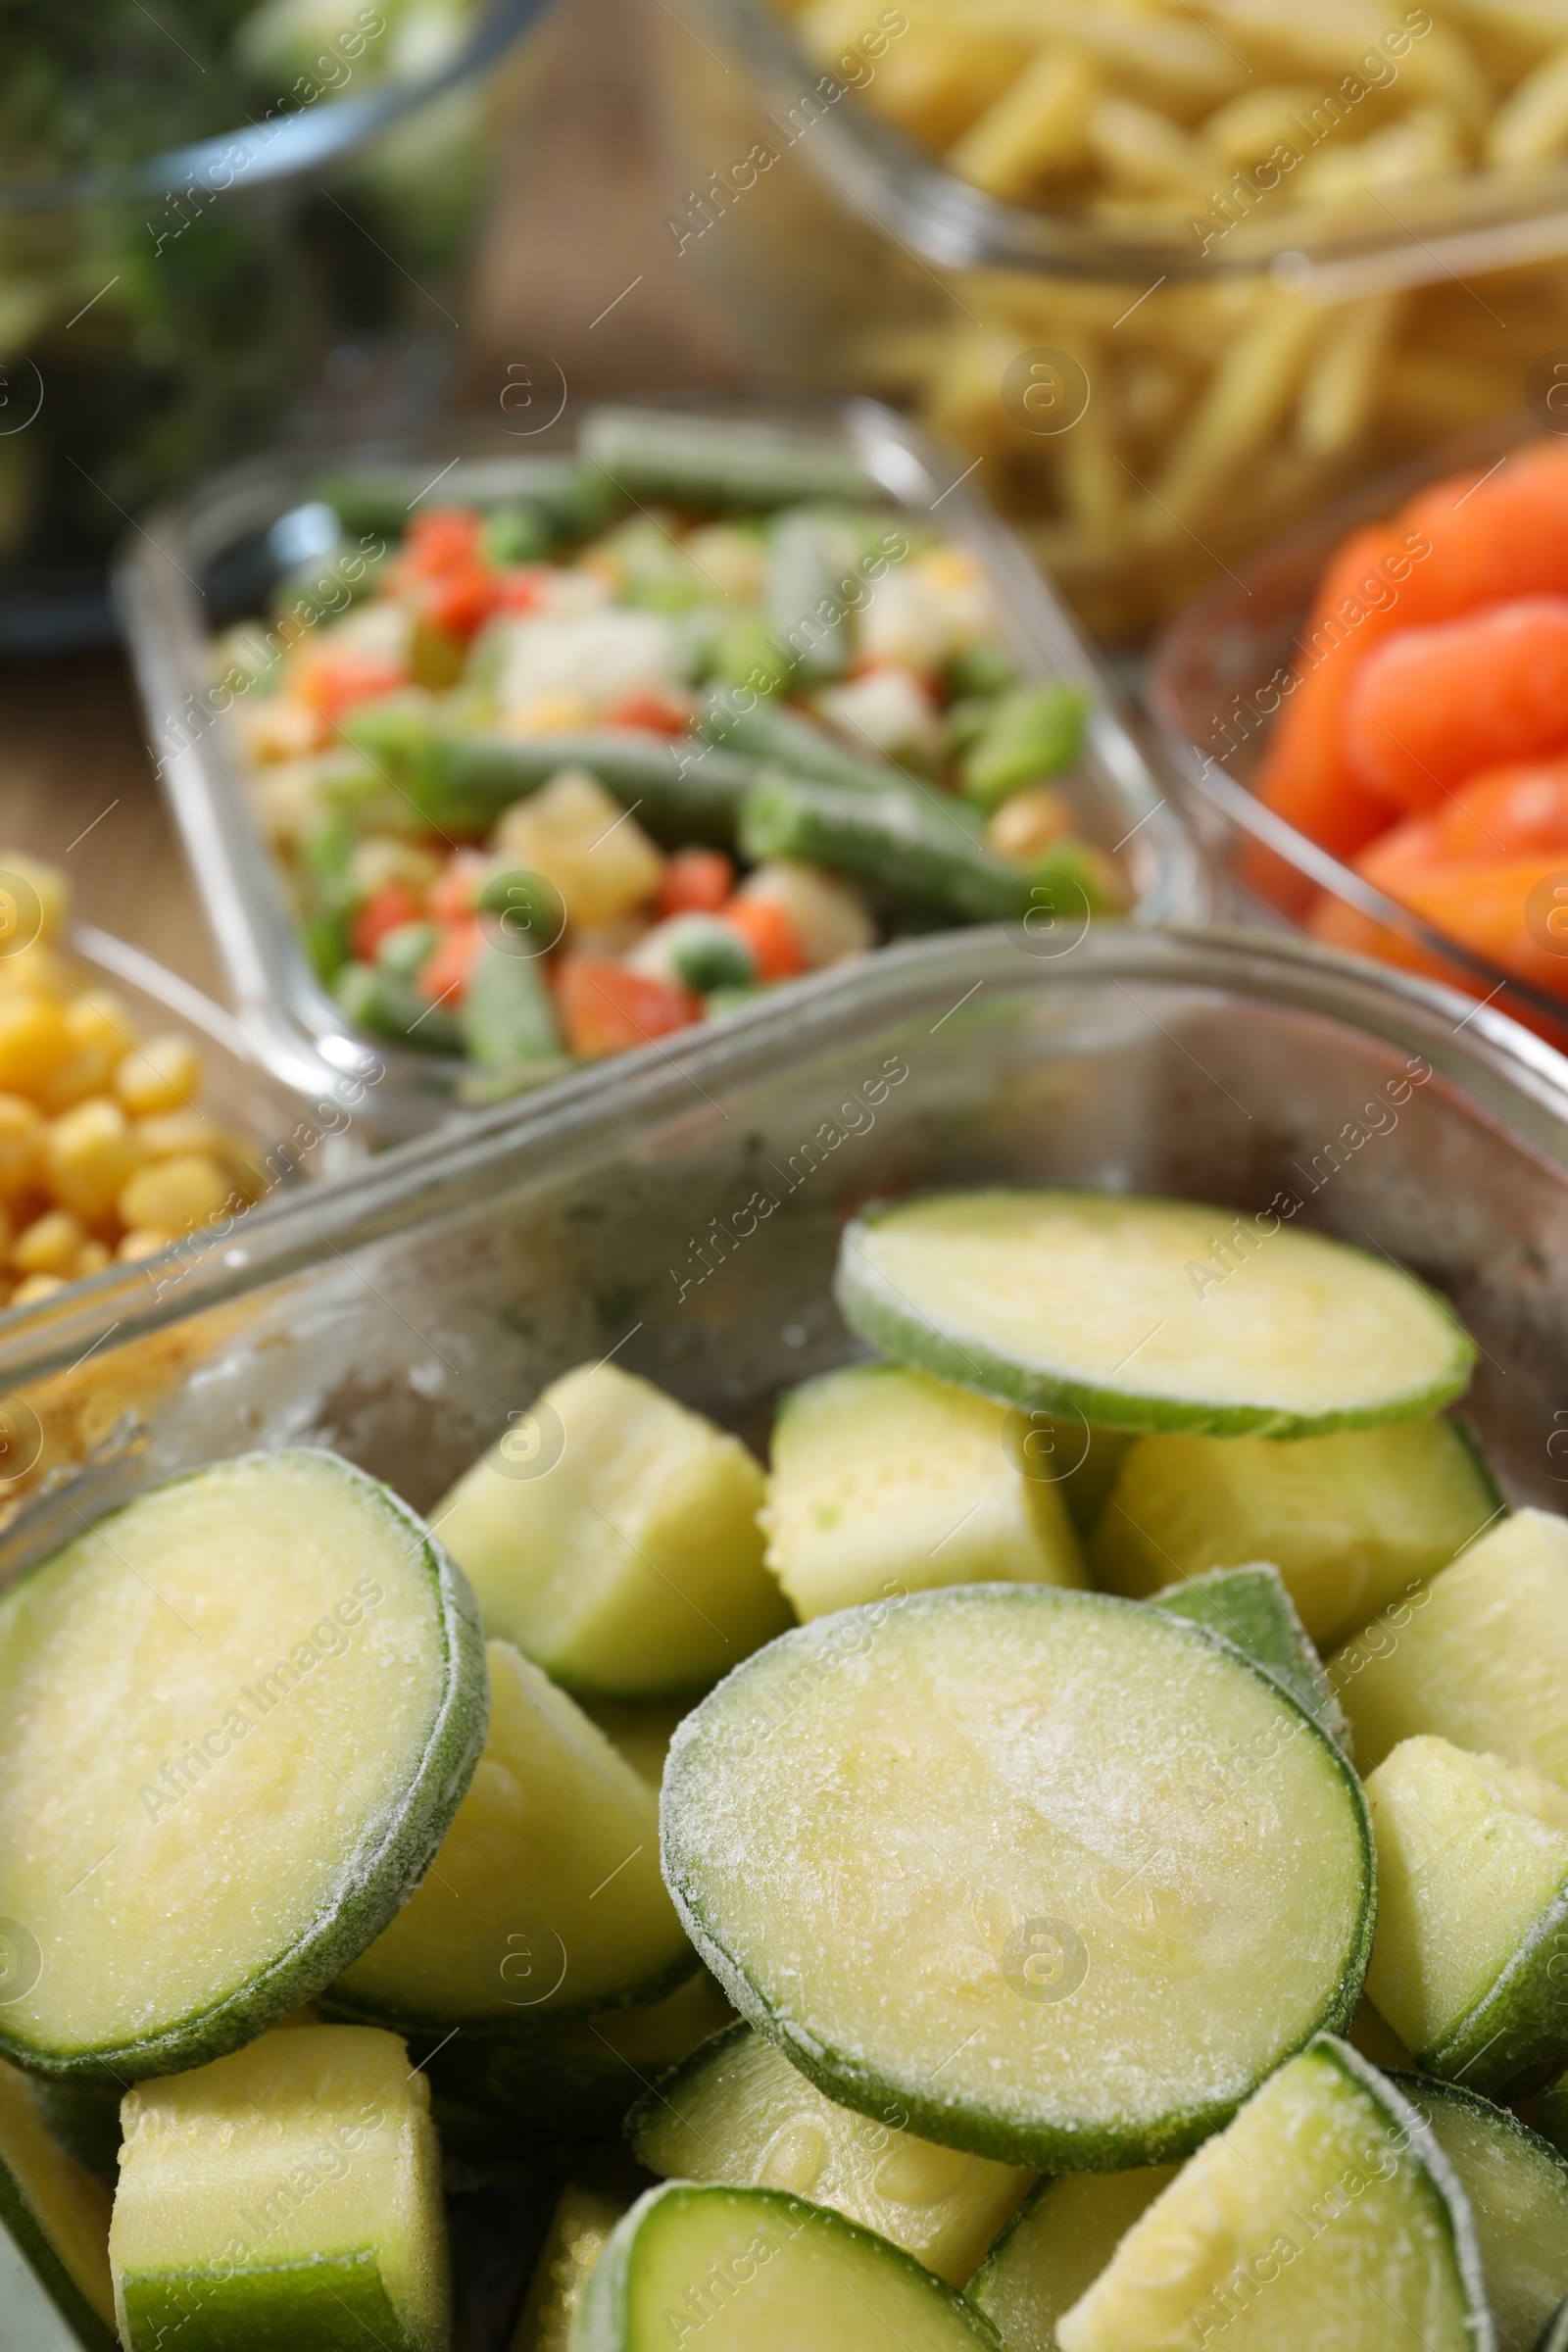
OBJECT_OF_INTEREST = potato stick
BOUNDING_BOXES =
[1487,35,1568,151]
[1424,0,1568,68]
[1190,0,1493,125]
[1294,292,1402,453]
[861,28,1036,146]
[906,0,1247,107]
[1152,296,1320,518]
[1086,96,1221,192]
[1044,331,1125,533]
[947,46,1099,196]
[1203,82,1332,163]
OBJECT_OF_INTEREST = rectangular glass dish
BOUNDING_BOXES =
[114,396,1205,1141]
[3,921,1568,2342]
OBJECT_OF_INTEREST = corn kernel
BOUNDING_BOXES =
[117,1228,171,1263]
[0,1094,42,1195]
[67,991,138,1055]
[0,997,72,1097]
[13,1207,84,1276]
[43,1098,144,1223]
[0,853,68,951]
[135,1109,220,1160]
[11,1272,65,1306]
[0,944,73,1001]
[114,1034,203,1116]
[37,1043,120,1115]
[117,1153,230,1238]
[74,1240,111,1277]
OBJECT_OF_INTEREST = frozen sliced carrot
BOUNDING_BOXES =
[1342,598,1568,810]
[555,959,702,1058]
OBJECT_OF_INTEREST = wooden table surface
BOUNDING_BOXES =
[0,0,739,1006]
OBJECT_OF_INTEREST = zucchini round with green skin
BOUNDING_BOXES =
[627,2020,1034,2286]
[1394,2075,1568,2352]
[662,1585,1374,2172]
[510,2184,626,2352]
[1054,2037,1492,2351]
[1149,1564,1350,1751]
[1365,1739,1568,2099]
[0,2055,116,2352]
[328,1640,693,2034]
[965,2166,1179,2350]
[0,1449,487,2083]
[835,1191,1475,1437]
[574,2180,1004,2351]
[110,2024,449,2352]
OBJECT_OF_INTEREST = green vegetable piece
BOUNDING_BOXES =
[704,983,767,1016]
[946,642,1017,698]
[335,962,464,1055]
[460,944,565,1071]
[1396,2074,1568,2352]
[475,867,566,943]
[376,921,443,984]
[1150,1563,1351,1750]
[961,684,1089,809]
[701,687,901,792]
[341,689,441,772]
[0,2056,117,2352]
[768,510,849,683]
[304,910,352,985]
[967,2166,1179,2350]
[1547,2077,1568,2164]
[578,408,874,510]
[658,916,755,995]
[739,770,1037,928]
[1541,2297,1568,2352]
[299,814,359,913]
[408,731,758,847]
[481,502,553,566]
[713,612,791,696]
[510,2185,626,2351]
[602,517,714,613]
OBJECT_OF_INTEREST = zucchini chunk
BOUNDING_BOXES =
[0,2055,115,2352]
[329,1640,692,2034]
[835,1190,1475,1437]
[433,1363,792,1698]
[1331,1509,1568,1782]
[662,1586,1374,2171]
[1365,1738,1568,2098]
[760,1362,1084,1621]
[0,1449,486,2082]
[966,2167,1179,2350]
[510,2184,626,2352]
[1547,2072,1568,2162]
[110,2024,449,2352]
[1542,2299,1568,2352]
[1149,1564,1350,1750]
[1054,2037,1489,2352]
[1395,2075,1568,2352]
[627,2020,1034,2286]
[420,1972,735,2174]
[1093,1420,1501,1647]
[574,2180,1003,2350]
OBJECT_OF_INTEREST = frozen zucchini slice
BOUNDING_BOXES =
[628,2021,1033,2286]
[1366,1738,1568,2098]
[1054,2037,1489,2352]
[1093,1419,1501,1647]
[662,1586,1374,2171]
[966,2167,1179,2350]
[420,1971,735,2173]
[110,2024,449,2352]
[1542,2299,1568,2352]
[433,1362,792,1697]
[0,2055,115,2352]
[1548,2073,1568,2163]
[329,1640,692,2033]
[1149,1563,1350,1749]
[574,2180,1003,2350]
[1331,1509,1568,1783]
[835,1190,1475,1437]
[760,1362,1084,1621]
[510,2184,626,2352]
[0,1449,486,2082]
[1396,2075,1568,2352]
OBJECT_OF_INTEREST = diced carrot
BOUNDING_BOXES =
[555,959,703,1058]
[1343,598,1568,809]
[350,881,424,962]
[427,850,490,924]
[658,849,734,916]
[491,566,553,612]
[294,648,410,725]
[722,896,805,980]
[606,691,693,736]
[397,509,482,581]
[419,562,498,643]
[417,919,486,1006]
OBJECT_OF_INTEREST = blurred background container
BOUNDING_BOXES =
[0,0,554,654]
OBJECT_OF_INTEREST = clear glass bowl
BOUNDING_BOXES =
[1141,409,1568,1044]
[3,919,1567,2341]
[653,0,1568,639]
[0,0,553,653]
[114,394,1207,1142]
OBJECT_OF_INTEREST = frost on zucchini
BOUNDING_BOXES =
[0,2055,116,2352]
[330,1640,692,2033]
[628,2020,1033,2286]
[1395,2075,1568,2352]
[760,1362,1084,1620]
[433,1362,792,1697]
[662,1586,1374,2172]
[1149,1564,1349,1750]
[835,1190,1475,1437]
[1095,1420,1501,1647]
[1054,2038,1489,2352]
[1331,1510,1568,1784]
[1366,1739,1568,2098]
[111,2025,449,2352]
[510,2183,626,2352]
[0,1449,487,2082]
[966,2166,1179,2350]
[573,2180,1003,2351]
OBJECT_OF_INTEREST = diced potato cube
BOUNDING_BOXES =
[43,1099,144,1223]
[13,1208,85,1276]
[0,1094,42,1195]
[11,1271,65,1305]
[0,997,72,1097]
[117,1153,231,1238]
[348,836,444,902]
[113,1034,203,1117]
[986,786,1077,862]
[491,768,662,927]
